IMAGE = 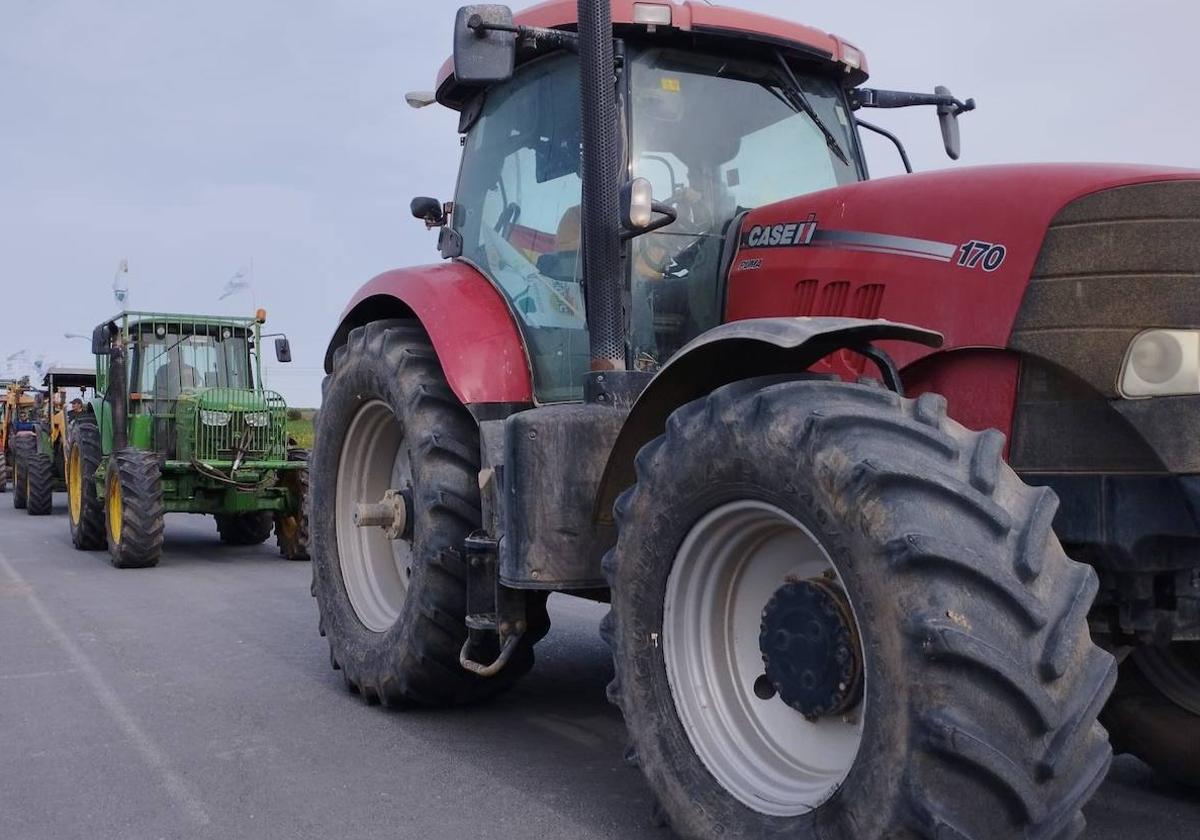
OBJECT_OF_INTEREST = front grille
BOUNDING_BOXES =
[194,388,286,463]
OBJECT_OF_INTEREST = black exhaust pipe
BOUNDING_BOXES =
[577,0,625,372]
[109,340,129,451]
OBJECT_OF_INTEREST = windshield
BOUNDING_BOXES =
[133,330,253,400]
[628,47,861,368]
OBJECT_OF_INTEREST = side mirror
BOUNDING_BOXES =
[91,323,113,356]
[620,178,677,240]
[274,337,292,364]
[411,196,446,228]
[453,5,517,84]
[936,85,964,160]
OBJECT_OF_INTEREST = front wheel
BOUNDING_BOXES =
[274,448,310,561]
[68,417,107,550]
[604,379,1115,840]
[1102,643,1200,786]
[105,449,165,569]
[24,451,54,516]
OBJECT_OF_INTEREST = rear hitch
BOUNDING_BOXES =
[459,530,527,677]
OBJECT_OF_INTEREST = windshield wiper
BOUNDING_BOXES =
[771,51,850,167]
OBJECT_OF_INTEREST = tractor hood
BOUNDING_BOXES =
[727,162,1200,370]
[176,387,289,464]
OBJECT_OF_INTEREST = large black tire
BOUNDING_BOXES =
[24,451,54,516]
[0,450,7,492]
[1102,644,1200,787]
[603,378,1115,840]
[11,436,34,509]
[274,448,310,561]
[311,320,546,707]
[105,449,165,569]
[68,417,107,550]
[215,512,274,545]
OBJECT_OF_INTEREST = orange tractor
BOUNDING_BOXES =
[310,3,1199,838]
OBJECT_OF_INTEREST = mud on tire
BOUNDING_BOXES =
[602,378,1115,840]
[311,320,547,708]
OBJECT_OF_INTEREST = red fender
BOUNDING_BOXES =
[325,263,534,407]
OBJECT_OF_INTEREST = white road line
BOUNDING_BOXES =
[0,549,211,828]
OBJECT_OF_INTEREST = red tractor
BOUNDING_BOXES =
[311,2,1199,837]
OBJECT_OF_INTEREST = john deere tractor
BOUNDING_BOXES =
[70,310,309,568]
[310,3,1200,838]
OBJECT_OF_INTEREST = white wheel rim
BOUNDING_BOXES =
[662,500,866,816]
[335,400,414,633]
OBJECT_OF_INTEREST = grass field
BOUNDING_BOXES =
[286,409,316,449]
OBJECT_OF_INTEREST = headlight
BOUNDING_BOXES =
[1120,329,1200,397]
[244,411,271,428]
[200,409,231,427]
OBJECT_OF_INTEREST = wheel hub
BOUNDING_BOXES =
[759,576,863,719]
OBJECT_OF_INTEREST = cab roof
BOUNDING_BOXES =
[42,367,97,389]
[435,0,867,109]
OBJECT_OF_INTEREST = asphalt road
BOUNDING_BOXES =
[1,496,1197,840]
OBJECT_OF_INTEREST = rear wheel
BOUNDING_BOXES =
[310,320,544,707]
[105,449,165,569]
[603,379,1115,840]
[274,448,310,560]
[24,451,54,516]
[68,417,106,550]
[215,512,274,545]
[1102,643,1200,786]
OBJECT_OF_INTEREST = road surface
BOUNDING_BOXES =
[1,497,1196,839]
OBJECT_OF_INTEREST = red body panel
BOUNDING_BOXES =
[727,163,1198,435]
[436,1,861,104]
[333,263,533,406]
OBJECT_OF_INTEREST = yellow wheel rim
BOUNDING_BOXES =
[68,446,82,524]
[107,472,122,544]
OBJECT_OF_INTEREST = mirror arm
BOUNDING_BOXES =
[853,87,976,116]
[621,201,678,241]
[855,119,913,174]
[468,17,580,53]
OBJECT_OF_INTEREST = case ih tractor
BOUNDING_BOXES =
[9,367,100,517]
[70,310,309,568]
[311,2,1199,837]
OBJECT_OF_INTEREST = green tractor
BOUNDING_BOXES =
[69,310,310,568]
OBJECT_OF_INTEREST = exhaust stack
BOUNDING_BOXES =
[577,0,626,372]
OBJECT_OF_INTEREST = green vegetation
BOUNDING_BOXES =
[287,409,316,449]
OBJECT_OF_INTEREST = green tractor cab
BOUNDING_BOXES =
[70,310,309,568]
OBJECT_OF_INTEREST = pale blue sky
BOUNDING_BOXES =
[2,0,1195,406]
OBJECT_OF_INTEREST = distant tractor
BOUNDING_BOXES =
[1,377,43,508]
[71,310,309,568]
[11,367,99,517]
[311,2,1199,837]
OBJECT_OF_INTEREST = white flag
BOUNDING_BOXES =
[219,265,252,301]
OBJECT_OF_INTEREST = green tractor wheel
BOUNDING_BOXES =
[105,449,165,569]
[215,512,274,546]
[274,448,310,561]
[68,416,107,550]
[24,451,54,516]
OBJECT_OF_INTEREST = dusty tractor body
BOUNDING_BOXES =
[1,378,45,507]
[311,2,1199,837]
[70,310,309,567]
[7,367,100,517]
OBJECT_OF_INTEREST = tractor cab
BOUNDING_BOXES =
[90,311,293,465]
[448,36,863,400]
